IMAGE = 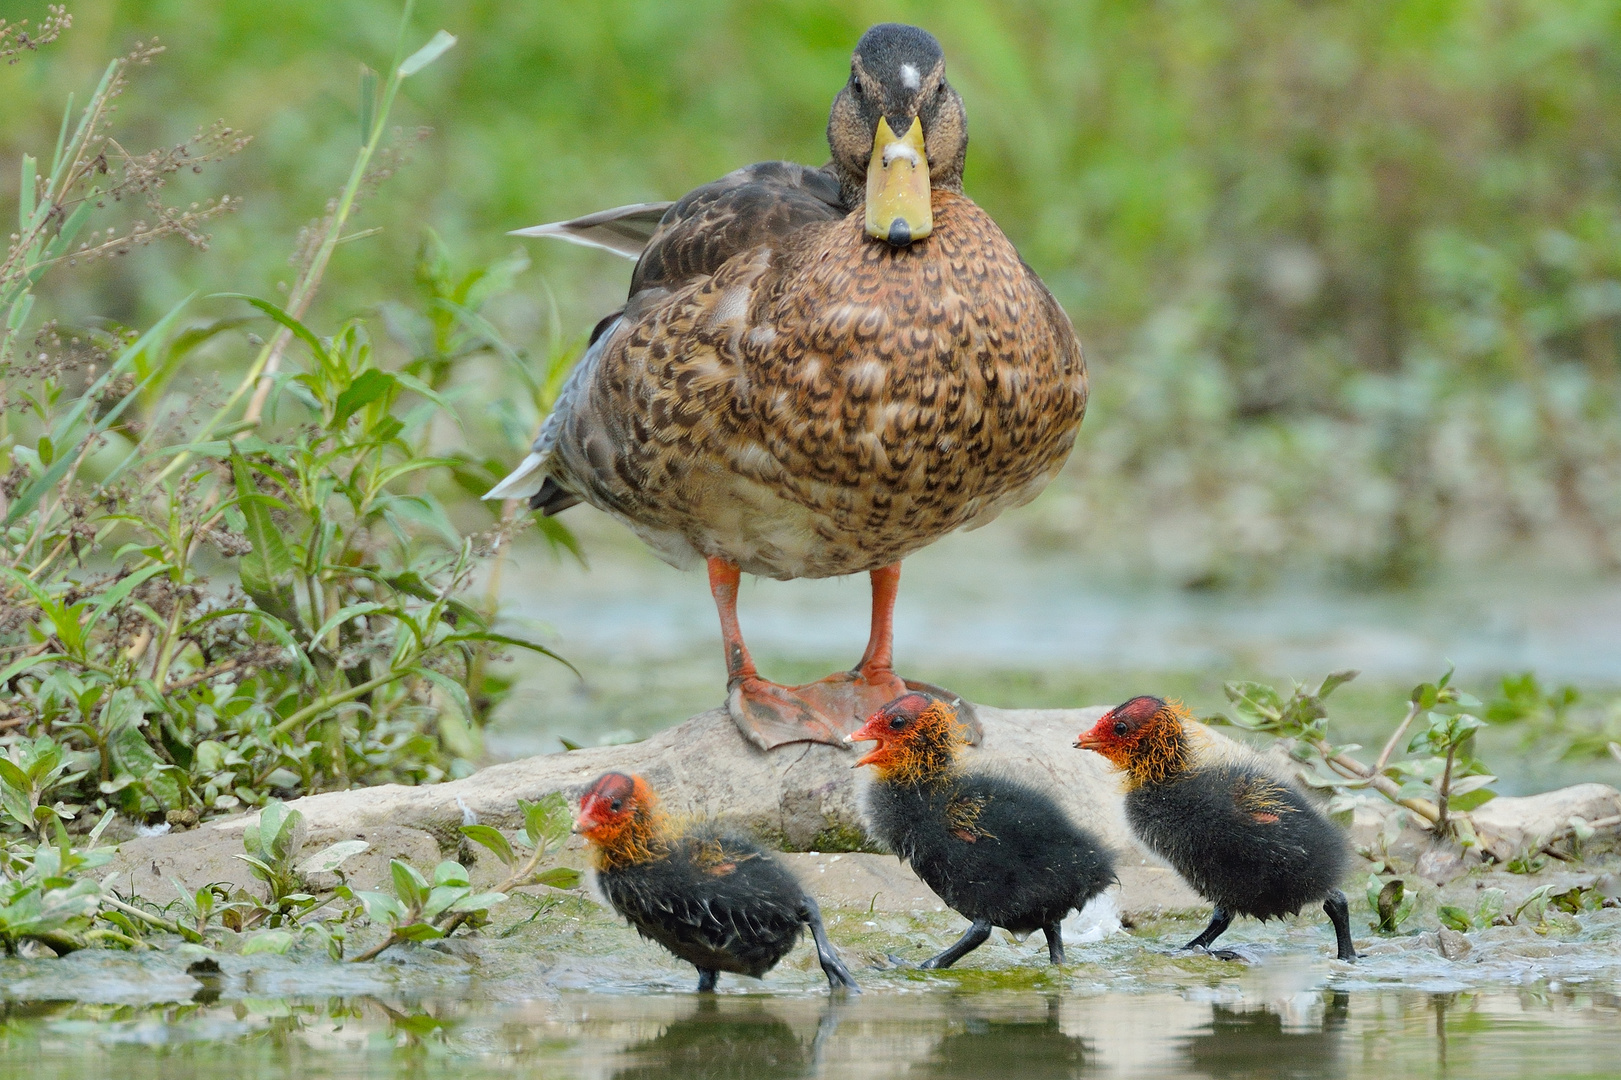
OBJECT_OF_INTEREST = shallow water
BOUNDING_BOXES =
[4,908,1618,1079]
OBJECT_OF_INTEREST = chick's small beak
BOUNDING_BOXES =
[845,716,885,768]
[1074,715,1111,751]
[865,116,932,247]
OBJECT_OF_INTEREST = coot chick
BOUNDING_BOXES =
[848,693,1115,968]
[575,772,859,992]
[1076,696,1356,961]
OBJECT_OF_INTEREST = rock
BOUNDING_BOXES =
[1436,927,1472,960]
[105,822,444,900]
[188,704,1146,856]
[110,703,1233,899]
[1414,844,1469,885]
[1471,783,1621,863]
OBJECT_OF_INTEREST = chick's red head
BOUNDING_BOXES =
[846,692,964,781]
[574,772,654,843]
[1075,695,1186,771]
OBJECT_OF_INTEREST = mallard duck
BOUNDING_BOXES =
[489,24,1087,751]
[1076,697,1357,961]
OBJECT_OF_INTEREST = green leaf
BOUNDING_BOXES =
[431,860,470,888]
[393,921,445,942]
[520,793,571,851]
[533,866,582,890]
[448,890,508,913]
[330,368,398,428]
[1437,905,1472,932]
[216,294,333,369]
[309,602,387,646]
[296,839,370,876]
[459,825,515,866]
[390,859,428,910]
[1317,670,1359,699]
[231,451,293,598]
[355,890,406,924]
[398,30,457,77]
[421,884,469,920]
[242,930,296,955]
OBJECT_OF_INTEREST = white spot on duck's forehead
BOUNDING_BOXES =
[900,63,920,90]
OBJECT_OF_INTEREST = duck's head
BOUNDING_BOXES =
[1076,696,1192,786]
[575,771,662,866]
[827,23,967,248]
[846,691,967,783]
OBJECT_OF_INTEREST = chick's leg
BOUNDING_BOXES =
[919,918,994,969]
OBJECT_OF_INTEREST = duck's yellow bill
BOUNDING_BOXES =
[865,116,932,247]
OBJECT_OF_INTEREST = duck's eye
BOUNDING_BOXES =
[851,80,864,100]
[609,798,623,812]
[1112,721,1128,737]
[888,716,908,731]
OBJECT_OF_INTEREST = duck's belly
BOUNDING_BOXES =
[615,461,1057,580]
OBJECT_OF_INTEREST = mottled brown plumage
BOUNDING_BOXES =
[491,23,1085,749]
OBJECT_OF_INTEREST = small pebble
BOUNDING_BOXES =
[1437,928,1472,960]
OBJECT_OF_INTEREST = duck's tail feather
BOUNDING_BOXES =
[508,201,675,260]
[483,450,551,501]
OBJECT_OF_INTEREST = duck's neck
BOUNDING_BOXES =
[589,805,667,872]
[1124,720,1192,790]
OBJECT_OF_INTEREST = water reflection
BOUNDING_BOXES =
[612,999,813,1080]
[912,996,1091,1079]
[0,983,1618,1079]
[1179,993,1349,1080]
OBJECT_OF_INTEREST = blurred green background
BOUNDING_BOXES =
[5,0,1620,585]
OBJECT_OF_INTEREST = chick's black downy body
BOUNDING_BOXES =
[1080,697,1357,962]
[864,771,1116,968]
[1127,763,1347,924]
[596,826,856,991]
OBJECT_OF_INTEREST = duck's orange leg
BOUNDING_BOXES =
[707,558,978,751]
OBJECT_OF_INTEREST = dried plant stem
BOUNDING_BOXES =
[1315,738,1443,824]
[1374,700,1422,773]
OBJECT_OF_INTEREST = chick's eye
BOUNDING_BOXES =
[888,716,907,731]
[609,799,623,812]
[1112,721,1128,737]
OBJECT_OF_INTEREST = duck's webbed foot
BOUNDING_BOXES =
[918,918,994,970]
[711,558,981,750]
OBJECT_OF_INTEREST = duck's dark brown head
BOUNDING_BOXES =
[826,23,968,247]
[575,772,662,868]
[1076,696,1192,787]
[846,691,967,784]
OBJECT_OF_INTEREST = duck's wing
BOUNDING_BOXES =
[487,162,845,511]
[630,161,846,296]
[508,201,675,259]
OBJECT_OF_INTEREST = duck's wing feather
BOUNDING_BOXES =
[508,201,675,259]
[630,161,846,296]
[487,162,845,510]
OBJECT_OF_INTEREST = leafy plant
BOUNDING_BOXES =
[1215,668,1495,841]
[1486,674,1621,763]
[0,4,572,830]
[351,793,580,962]
[1366,876,1416,934]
